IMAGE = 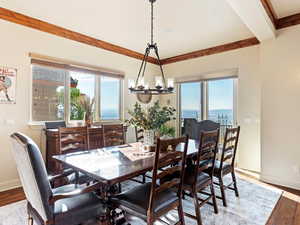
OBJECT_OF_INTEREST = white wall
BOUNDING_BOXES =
[1,16,300,191]
[162,24,300,190]
[0,20,159,191]
[161,45,262,173]
[260,25,300,189]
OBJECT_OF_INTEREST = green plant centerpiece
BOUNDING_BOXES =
[126,100,176,146]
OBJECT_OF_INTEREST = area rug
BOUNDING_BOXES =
[0,176,281,225]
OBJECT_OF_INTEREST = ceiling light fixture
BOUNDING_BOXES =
[128,0,174,103]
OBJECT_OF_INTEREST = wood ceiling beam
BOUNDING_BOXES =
[0,7,159,65]
[160,37,260,65]
[277,13,300,29]
[260,0,278,28]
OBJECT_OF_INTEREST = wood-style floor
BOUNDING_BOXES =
[0,173,299,224]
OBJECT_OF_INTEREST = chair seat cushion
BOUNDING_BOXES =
[53,185,104,225]
[111,182,178,216]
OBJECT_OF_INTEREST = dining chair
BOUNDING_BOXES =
[211,126,240,207]
[183,119,220,141]
[111,136,189,225]
[10,132,105,225]
[182,130,219,225]
[103,124,125,147]
[58,126,93,185]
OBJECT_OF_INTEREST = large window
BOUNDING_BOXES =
[179,77,236,131]
[31,61,123,122]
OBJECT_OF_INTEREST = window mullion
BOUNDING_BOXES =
[65,71,70,124]
[95,76,101,122]
[202,81,208,120]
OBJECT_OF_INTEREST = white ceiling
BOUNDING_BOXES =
[1,0,254,58]
[270,0,300,18]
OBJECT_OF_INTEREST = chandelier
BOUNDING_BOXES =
[128,0,174,101]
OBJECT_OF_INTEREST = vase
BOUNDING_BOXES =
[143,130,155,146]
[84,113,92,127]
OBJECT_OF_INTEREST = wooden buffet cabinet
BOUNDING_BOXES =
[44,125,127,175]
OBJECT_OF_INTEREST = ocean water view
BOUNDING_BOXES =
[101,109,119,120]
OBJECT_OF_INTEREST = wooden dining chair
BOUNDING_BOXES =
[103,124,125,147]
[211,126,240,207]
[182,130,219,225]
[10,132,105,225]
[58,126,93,185]
[111,136,189,225]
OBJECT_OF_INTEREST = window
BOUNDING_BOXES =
[32,65,67,121]
[31,61,123,122]
[208,79,234,125]
[180,82,202,120]
[100,76,120,120]
[179,77,237,133]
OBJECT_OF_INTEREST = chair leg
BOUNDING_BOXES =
[28,213,33,225]
[177,200,185,225]
[218,177,227,207]
[231,171,239,197]
[118,183,122,193]
[210,182,218,214]
[142,174,146,184]
[192,191,203,225]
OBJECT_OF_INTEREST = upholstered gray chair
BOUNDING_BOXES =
[183,119,220,140]
[10,132,105,225]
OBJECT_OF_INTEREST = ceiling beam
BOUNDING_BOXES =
[277,13,300,29]
[0,7,159,65]
[225,0,276,42]
[260,0,278,28]
[161,37,260,65]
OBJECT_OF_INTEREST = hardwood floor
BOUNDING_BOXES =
[0,173,299,224]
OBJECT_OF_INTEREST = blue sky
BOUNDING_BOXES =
[181,79,234,111]
[71,72,119,111]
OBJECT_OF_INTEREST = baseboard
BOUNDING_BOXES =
[0,179,21,192]
[260,174,300,190]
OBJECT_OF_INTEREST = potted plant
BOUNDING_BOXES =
[79,95,95,127]
[126,101,176,146]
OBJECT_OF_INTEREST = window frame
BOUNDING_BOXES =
[29,63,124,125]
[177,76,238,135]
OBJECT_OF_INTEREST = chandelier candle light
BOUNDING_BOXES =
[128,0,175,101]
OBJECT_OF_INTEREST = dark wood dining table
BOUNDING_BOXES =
[53,139,199,187]
[53,139,200,224]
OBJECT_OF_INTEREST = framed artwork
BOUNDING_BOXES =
[0,66,17,104]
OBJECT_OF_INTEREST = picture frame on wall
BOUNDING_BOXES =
[0,66,17,104]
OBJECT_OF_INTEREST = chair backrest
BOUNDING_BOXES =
[10,133,53,222]
[148,136,189,214]
[103,124,125,147]
[193,130,219,180]
[58,126,89,153]
[183,119,220,140]
[220,126,240,169]
[135,127,144,142]
[45,121,66,129]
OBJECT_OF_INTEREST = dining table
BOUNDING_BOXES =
[53,139,200,224]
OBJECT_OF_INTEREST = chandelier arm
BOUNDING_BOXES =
[153,45,167,87]
[141,47,150,79]
[136,47,149,86]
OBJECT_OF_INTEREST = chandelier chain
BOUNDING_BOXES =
[151,1,154,45]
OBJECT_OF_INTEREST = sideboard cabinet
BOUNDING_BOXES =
[44,125,127,175]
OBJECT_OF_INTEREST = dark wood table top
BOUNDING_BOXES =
[53,139,199,185]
